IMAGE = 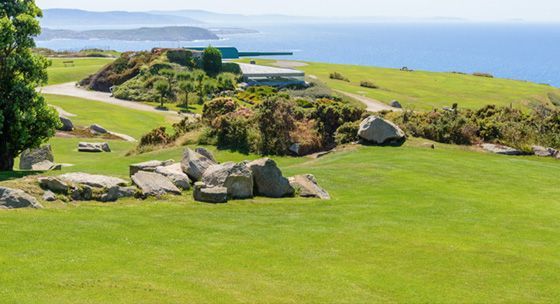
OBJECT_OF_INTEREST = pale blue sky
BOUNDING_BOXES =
[36,0,560,22]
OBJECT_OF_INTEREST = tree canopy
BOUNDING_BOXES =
[202,46,222,76]
[0,0,59,171]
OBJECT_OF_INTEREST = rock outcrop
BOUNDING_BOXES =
[193,182,228,204]
[358,116,406,145]
[58,116,74,131]
[248,158,294,198]
[532,146,558,158]
[482,144,524,156]
[78,142,111,153]
[58,173,127,189]
[90,124,108,134]
[289,174,331,200]
[131,171,182,197]
[129,159,174,176]
[202,162,253,199]
[0,187,43,209]
[154,163,191,190]
[181,148,216,181]
[19,145,56,171]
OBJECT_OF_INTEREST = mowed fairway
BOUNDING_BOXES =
[1,140,560,303]
[0,58,559,303]
[47,58,114,85]
[241,59,560,110]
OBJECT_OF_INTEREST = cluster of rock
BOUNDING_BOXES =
[38,173,137,203]
[482,144,560,159]
[19,145,61,171]
[358,116,406,145]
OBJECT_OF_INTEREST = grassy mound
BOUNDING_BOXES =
[47,58,115,85]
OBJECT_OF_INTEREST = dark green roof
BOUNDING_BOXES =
[185,47,292,59]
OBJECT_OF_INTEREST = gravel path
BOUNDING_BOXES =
[40,82,183,119]
[335,90,400,112]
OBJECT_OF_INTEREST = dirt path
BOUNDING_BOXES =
[39,82,183,119]
[335,90,400,112]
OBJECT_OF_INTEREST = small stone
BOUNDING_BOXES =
[390,100,402,108]
[58,116,74,131]
[90,124,108,134]
[129,160,175,176]
[289,174,330,200]
[78,142,111,153]
[42,190,57,202]
[99,186,137,202]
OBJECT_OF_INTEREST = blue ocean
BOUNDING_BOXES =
[36,23,560,87]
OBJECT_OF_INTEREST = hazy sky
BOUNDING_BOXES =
[36,0,560,22]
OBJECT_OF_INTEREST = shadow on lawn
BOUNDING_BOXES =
[0,171,40,182]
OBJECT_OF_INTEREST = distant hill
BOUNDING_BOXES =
[38,26,219,42]
[41,9,202,29]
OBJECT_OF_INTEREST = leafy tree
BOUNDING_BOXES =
[217,73,237,91]
[176,71,193,81]
[0,1,60,171]
[154,80,171,108]
[202,46,222,76]
[178,80,196,110]
[201,79,218,104]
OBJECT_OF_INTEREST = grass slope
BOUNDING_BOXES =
[47,58,114,85]
[1,141,560,303]
[240,59,560,110]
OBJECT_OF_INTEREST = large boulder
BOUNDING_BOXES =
[532,146,558,158]
[58,173,128,189]
[129,159,174,176]
[358,116,406,145]
[38,176,70,193]
[131,171,182,197]
[193,182,228,204]
[181,148,216,181]
[202,162,253,199]
[0,187,43,209]
[195,147,217,163]
[90,124,108,134]
[78,142,111,153]
[58,116,74,131]
[155,163,191,190]
[289,174,331,200]
[19,145,55,170]
[482,144,524,156]
[248,158,294,198]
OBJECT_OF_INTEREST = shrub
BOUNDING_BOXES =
[473,72,494,78]
[548,93,560,107]
[202,46,222,76]
[290,119,323,155]
[335,121,361,144]
[311,100,365,147]
[202,97,239,123]
[284,81,333,100]
[256,98,298,155]
[222,62,242,74]
[166,49,194,67]
[139,127,172,147]
[360,81,378,89]
[217,73,238,91]
[237,86,277,104]
[213,109,256,153]
[329,72,350,82]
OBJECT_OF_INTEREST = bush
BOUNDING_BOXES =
[329,72,350,82]
[311,100,365,147]
[335,121,360,144]
[256,98,298,155]
[202,46,222,76]
[222,62,241,74]
[360,81,378,89]
[290,119,323,155]
[473,72,494,78]
[166,49,194,67]
[213,109,256,153]
[202,97,238,123]
[139,127,172,147]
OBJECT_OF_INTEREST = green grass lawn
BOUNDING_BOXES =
[240,59,560,110]
[1,140,560,303]
[2,59,558,302]
[47,57,114,85]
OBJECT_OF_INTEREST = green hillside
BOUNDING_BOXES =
[47,57,114,85]
[240,59,560,110]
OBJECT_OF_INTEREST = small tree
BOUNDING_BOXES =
[202,46,222,76]
[0,1,60,171]
[201,79,218,104]
[154,80,171,108]
[217,73,237,91]
[178,80,196,110]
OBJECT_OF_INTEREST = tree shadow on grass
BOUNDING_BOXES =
[0,171,41,183]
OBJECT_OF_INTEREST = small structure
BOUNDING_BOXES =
[237,63,305,88]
